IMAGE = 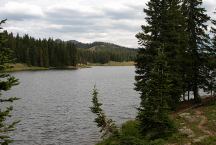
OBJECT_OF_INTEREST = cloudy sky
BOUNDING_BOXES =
[0,0,215,47]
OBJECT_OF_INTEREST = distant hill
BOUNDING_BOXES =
[67,40,137,50]
[66,40,137,64]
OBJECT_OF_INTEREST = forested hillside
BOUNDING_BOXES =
[76,41,137,64]
[4,32,137,67]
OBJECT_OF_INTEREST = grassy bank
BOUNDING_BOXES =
[5,63,49,72]
[5,63,87,72]
[89,61,135,66]
[4,62,132,72]
[97,99,216,145]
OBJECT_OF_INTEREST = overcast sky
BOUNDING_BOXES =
[0,0,215,47]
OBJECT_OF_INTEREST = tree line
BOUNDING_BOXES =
[135,0,216,139]
[5,32,77,67]
[4,32,137,67]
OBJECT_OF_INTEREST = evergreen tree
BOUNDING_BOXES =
[159,0,188,108]
[182,0,210,102]
[0,19,19,145]
[135,0,162,95]
[137,47,175,139]
[205,12,216,96]
[90,86,118,138]
[135,0,177,138]
[135,0,191,137]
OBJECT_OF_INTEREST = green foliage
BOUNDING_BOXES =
[121,121,141,138]
[5,33,136,66]
[97,120,167,145]
[0,19,19,145]
[205,12,216,96]
[137,48,176,139]
[160,0,189,109]
[182,0,211,102]
[90,86,118,138]
[193,136,216,145]
[135,0,185,139]
[118,136,146,145]
[77,42,137,64]
[135,0,214,140]
[5,33,78,67]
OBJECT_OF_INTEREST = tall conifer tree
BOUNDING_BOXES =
[0,19,19,145]
[159,0,188,108]
[135,0,190,137]
[182,0,210,102]
[206,12,216,96]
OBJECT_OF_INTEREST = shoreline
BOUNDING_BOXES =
[5,66,90,72]
[4,62,134,72]
[89,61,135,66]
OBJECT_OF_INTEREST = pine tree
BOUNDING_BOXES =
[0,19,19,145]
[136,0,177,138]
[159,0,188,108]
[137,47,175,139]
[135,0,162,96]
[205,12,216,97]
[182,0,210,102]
[90,86,118,138]
[135,0,194,137]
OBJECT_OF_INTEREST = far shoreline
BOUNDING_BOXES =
[4,62,135,72]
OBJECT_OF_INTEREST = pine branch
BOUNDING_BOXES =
[90,86,118,138]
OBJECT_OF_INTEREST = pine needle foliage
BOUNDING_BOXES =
[90,86,118,138]
[0,19,19,145]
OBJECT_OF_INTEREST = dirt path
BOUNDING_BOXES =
[195,110,215,136]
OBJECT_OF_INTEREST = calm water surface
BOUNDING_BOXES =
[5,66,139,145]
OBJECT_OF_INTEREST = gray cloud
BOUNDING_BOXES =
[0,0,215,47]
[103,6,142,20]
[41,5,142,35]
[0,1,44,21]
[0,13,41,21]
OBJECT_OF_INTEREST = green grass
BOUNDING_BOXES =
[4,63,89,72]
[5,62,133,72]
[193,136,216,145]
[97,121,166,145]
[203,103,216,133]
[89,61,135,66]
[5,63,49,72]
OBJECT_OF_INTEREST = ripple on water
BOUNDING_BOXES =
[5,67,139,145]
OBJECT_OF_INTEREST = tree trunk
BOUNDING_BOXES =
[193,85,200,103]
[188,91,190,101]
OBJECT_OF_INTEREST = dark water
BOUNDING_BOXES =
[5,66,139,145]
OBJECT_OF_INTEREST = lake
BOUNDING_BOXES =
[5,66,139,145]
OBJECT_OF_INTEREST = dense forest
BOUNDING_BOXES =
[6,32,77,67]
[4,32,137,67]
[76,41,137,64]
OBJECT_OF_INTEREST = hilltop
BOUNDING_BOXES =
[66,40,137,64]
[67,40,137,50]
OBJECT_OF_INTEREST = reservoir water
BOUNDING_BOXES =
[5,66,139,145]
